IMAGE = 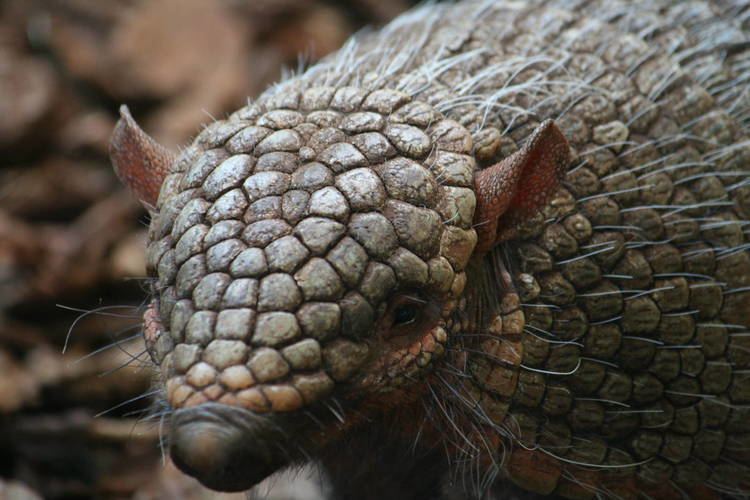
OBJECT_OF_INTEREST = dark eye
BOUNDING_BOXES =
[393,303,419,326]
[380,293,438,340]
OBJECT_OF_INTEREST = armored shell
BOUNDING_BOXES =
[117,0,750,498]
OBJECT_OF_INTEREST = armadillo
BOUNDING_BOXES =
[109,0,750,498]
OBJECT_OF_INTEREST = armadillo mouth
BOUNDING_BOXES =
[168,403,292,492]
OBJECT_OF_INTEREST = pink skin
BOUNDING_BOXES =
[142,301,162,360]
[473,119,570,254]
[109,105,175,210]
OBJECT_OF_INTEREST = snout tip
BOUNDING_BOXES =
[169,404,286,492]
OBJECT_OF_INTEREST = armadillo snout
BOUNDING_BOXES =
[169,403,288,492]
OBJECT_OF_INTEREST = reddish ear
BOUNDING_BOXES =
[109,105,175,211]
[473,120,570,255]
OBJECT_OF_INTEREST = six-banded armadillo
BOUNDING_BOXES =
[109,0,750,498]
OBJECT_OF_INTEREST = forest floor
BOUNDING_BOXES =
[0,1,411,498]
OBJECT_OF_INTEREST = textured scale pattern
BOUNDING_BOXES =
[147,75,477,413]
[130,0,750,498]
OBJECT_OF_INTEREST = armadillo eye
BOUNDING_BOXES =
[380,293,439,340]
[393,303,419,326]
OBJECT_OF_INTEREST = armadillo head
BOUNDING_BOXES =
[110,89,569,491]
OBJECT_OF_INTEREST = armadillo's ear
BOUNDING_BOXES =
[109,105,175,212]
[473,119,571,255]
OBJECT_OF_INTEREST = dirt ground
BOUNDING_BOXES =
[0,1,414,498]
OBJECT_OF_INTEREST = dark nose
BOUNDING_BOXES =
[169,403,288,492]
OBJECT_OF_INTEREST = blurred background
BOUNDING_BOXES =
[0,0,417,498]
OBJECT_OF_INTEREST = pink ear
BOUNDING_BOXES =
[473,120,570,255]
[109,105,175,210]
